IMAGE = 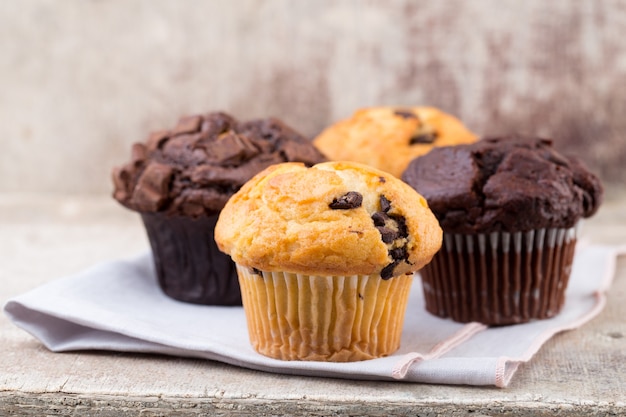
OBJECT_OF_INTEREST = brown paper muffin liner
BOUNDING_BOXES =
[141,213,241,306]
[236,265,413,362]
[420,225,579,325]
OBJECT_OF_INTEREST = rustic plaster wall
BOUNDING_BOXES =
[1,0,625,194]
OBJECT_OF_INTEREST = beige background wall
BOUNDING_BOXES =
[1,0,625,195]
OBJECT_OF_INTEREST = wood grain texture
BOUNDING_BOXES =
[0,0,625,194]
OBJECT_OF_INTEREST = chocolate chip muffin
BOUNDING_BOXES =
[402,136,603,325]
[313,106,477,178]
[112,112,326,305]
[215,161,442,361]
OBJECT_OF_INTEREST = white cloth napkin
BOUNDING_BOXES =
[4,243,622,387]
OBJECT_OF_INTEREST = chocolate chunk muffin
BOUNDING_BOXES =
[215,161,442,361]
[402,136,603,325]
[112,112,326,305]
[313,106,477,178]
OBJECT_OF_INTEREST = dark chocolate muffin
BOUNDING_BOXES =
[112,112,327,305]
[402,136,603,325]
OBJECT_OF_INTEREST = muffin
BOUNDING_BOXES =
[402,136,603,325]
[215,161,442,361]
[313,106,476,178]
[112,112,326,305]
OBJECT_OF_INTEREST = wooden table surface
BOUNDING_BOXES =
[1,192,625,416]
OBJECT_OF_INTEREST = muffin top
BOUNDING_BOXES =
[313,106,476,178]
[215,161,442,278]
[112,112,326,217]
[401,136,603,234]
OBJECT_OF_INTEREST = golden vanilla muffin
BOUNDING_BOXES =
[313,106,477,178]
[215,161,442,361]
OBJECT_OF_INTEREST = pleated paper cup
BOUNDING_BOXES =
[141,212,241,306]
[420,224,579,325]
[236,265,413,362]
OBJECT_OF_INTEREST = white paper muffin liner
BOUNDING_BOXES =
[236,265,413,362]
[420,224,579,325]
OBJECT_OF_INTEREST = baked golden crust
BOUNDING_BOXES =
[215,161,442,277]
[313,106,477,178]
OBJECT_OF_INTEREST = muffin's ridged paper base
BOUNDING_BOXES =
[4,243,623,387]
[236,266,412,361]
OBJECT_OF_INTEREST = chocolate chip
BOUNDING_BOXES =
[371,200,410,279]
[390,247,408,261]
[381,262,398,280]
[409,132,437,144]
[391,214,409,237]
[248,267,263,276]
[377,226,399,243]
[380,195,392,212]
[329,191,363,209]
[371,211,389,227]
[378,176,386,183]
[394,109,418,120]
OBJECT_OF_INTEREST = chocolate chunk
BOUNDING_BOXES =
[410,132,437,144]
[377,226,399,243]
[394,109,418,120]
[378,176,386,183]
[381,262,398,280]
[239,118,285,142]
[132,163,174,212]
[200,112,235,136]
[207,132,260,165]
[546,150,570,167]
[158,134,213,167]
[329,191,363,209]
[146,130,169,152]
[390,247,408,261]
[371,211,389,227]
[280,140,327,167]
[172,115,202,135]
[111,166,130,201]
[131,143,147,166]
[191,165,238,185]
[380,195,392,212]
